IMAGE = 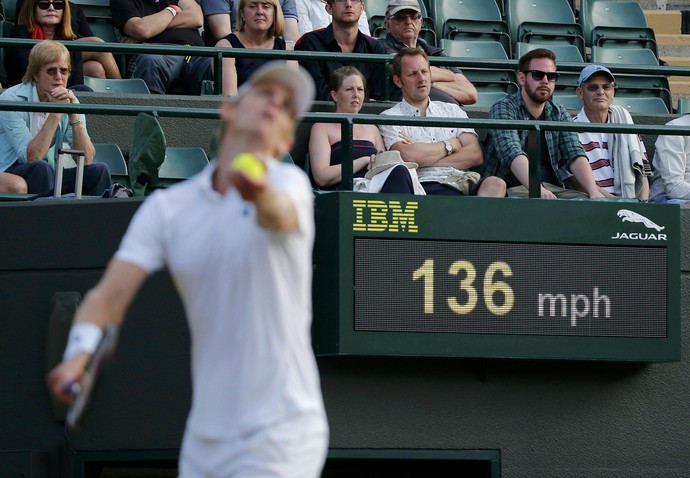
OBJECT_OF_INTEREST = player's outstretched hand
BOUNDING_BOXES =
[46,352,90,404]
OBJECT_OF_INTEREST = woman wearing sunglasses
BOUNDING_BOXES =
[5,0,121,87]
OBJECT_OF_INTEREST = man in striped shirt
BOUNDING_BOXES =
[573,64,652,200]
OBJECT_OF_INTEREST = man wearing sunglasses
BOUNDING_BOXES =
[380,0,477,106]
[482,48,604,199]
[110,0,212,95]
[574,64,651,200]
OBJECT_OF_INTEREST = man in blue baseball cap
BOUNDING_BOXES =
[573,64,652,200]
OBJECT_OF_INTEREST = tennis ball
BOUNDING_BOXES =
[232,153,266,180]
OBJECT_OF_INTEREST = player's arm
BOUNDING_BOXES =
[47,260,149,403]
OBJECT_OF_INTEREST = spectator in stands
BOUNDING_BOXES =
[48,62,328,478]
[649,115,690,204]
[379,48,505,197]
[233,0,300,47]
[15,0,122,80]
[295,0,391,101]
[296,0,370,36]
[110,0,212,95]
[574,64,651,200]
[7,0,89,88]
[216,0,289,96]
[482,48,604,199]
[379,0,477,106]
[0,41,111,196]
[309,65,421,193]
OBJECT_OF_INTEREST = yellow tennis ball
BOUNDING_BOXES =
[232,153,266,180]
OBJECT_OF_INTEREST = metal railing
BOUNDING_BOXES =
[1,99,688,197]
[2,37,690,98]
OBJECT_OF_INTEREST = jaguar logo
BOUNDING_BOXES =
[616,209,664,231]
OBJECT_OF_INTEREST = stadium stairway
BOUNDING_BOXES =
[643,0,690,109]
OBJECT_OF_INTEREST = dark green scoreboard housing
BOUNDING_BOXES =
[312,193,680,362]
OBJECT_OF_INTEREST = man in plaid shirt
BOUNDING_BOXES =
[481,48,604,199]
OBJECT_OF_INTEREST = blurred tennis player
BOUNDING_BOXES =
[47,62,328,477]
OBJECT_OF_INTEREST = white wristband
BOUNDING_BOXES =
[165,6,177,17]
[63,323,103,360]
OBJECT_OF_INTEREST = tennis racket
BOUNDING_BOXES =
[66,325,119,430]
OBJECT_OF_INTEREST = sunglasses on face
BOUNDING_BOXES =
[584,83,616,92]
[44,66,71,76]
[524,70,559,82]
[36,0,65,10]
[391,12,422,21]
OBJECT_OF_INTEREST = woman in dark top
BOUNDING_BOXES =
[215,0,287,95]
[308,66,383,189]
[7,0,121,87]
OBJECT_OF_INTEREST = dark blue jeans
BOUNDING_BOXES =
[7,160,111,196]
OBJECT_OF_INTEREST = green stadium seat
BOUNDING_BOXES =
[579,0,657,54]
[440,38,508,60]
[94,143,128,185]
[87,18,118,43]
[431,0,510,55]
[514,42,584,63]
[158,147,209,185]
[505,0,584,59]
[84,76,151,94]
[614,74,672,114]
[0,20,14,76]
[552,92,582,111]
[678,97,690,115]
[1,0,16,21]
[461,67,519,108]
[69,0,111,19]
[591,46,659,66]
[612,96,670,115]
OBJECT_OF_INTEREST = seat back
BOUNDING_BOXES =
[159,147,209,183]
[580,0,656,51]
[432,0,510,52]
[84,76,150,94]
[440,38,508,59]
[1,0,16,21]
[612,96,670,115]
[94,143,128,185]
[69,0,111,19]
[0,19,14,74]
[514,41,584,63]
[505,0,581,44]
[461,67,519,108]
[591,46,659,66]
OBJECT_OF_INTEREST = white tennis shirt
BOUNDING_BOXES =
[115,161,326,439]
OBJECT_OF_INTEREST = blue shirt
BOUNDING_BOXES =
[0,82,84,172]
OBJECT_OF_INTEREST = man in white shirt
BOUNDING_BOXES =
[573,64,651,200]
[296,0,370,35]
[649,114,690,204]
[379,47,505,196]
[48,63,328,478]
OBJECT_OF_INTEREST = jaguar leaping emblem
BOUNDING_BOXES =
[617,209,664,231]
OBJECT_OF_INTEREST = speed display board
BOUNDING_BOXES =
[312,192,680,362]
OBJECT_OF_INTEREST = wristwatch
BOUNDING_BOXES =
[443,140,453,156]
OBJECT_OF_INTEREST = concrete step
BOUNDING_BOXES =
[645,10,682,35]
[656,33,690,56]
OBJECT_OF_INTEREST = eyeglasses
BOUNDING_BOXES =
[44,67,71,76]
[584,83,616,92]
[524,70,559,82]
[36,0,65,10]
[391,12,422,21]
